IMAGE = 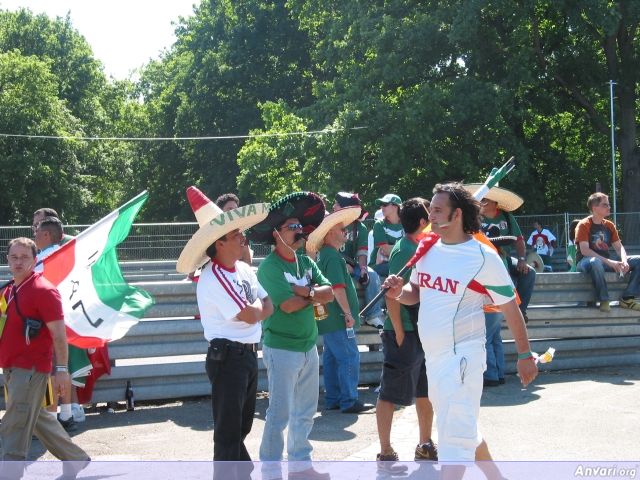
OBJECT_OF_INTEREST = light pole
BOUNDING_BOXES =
[609,79,617,224]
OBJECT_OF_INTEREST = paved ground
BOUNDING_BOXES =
[29,364,640,465]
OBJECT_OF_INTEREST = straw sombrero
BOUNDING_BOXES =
[305,207,362,254]
[526,251,545,273]
[464,184,524,212]
[246,191,325,244]
[176,186,269,274]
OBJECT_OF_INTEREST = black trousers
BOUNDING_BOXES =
[205,339,258,463]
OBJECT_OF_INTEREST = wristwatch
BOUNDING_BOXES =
[518,256,526,261]
[307,286,315,299]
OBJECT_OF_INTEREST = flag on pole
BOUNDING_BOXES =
[41,191,154,348]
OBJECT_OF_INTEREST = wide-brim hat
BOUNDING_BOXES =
[526,251,545,273]
[176,186,269,274]
[246,191,325,244]
[335,192,368,220]
[305,207,362,254]
[464,184,523,212]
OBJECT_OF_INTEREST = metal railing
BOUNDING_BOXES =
[2,212,640,263]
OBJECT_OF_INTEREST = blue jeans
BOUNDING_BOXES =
[508,258,536,314]
[259,345,319,463]
[322,329,360,410]
[352,265,383,318]
[577,255,640,301]
[484,313,505,381]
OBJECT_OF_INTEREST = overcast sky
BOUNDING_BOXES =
[1,0,197,79]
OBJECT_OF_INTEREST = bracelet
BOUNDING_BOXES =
[54,365,68,372]
[343,312,353,318]
[517,351,534,360]
[393,291,403,300]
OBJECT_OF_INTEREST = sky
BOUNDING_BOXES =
[1,0,198,79]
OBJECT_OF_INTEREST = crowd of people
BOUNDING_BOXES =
[2,182,639,479]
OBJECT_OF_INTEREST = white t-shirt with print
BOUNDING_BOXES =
[197,259,267,343]
[410,237,515,357]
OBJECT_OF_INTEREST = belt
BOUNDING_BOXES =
[209,338,258,353]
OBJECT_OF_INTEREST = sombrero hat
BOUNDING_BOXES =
[526,251,545,273]
[176,186,269,274]
[335,192,368,220]
[305,207,362,254]
[464,184,523,212]
[246,191,325,244]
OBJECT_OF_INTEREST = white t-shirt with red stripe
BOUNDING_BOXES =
[410,237,515,357]
[197,259,267,343]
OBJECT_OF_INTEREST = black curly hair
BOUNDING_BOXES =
[432,182,482,234]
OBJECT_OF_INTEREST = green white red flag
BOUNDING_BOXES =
[42,191,154,347]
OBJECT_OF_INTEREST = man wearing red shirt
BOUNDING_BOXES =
[0,237,89,479]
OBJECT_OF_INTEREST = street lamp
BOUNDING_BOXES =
[609,79,617,224]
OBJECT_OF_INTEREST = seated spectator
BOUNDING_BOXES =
[575,193,640,312]
[333,192,385,329]
[527,221,557,272]
[567,219,580,272]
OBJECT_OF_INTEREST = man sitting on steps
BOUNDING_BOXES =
[575,192,640,312]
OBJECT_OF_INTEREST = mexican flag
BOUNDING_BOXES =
[41,191,154,348]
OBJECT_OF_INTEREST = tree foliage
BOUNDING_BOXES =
[1,1,639,226]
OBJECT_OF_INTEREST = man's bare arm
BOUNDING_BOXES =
[237,297,274,324]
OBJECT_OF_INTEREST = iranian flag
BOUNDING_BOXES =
[41,191,154,348]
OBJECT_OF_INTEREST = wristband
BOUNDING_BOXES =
[517,351,534,360]
[55,365,69,373]
[393,292,403,300]
[518,256,526,261]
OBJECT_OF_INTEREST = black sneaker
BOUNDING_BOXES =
[415,440,438,461]
[58,415,78,432]
[483,379,500,387]
[341,401,375,414]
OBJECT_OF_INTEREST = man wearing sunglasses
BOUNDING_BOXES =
[575,192,640,312]
[248,192,333,480]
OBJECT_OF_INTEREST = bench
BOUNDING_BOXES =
[2,271,639,404]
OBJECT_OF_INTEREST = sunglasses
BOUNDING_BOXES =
[380,202,391,207]
[281,223,303,231]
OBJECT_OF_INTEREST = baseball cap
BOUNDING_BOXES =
[375,194,402,206]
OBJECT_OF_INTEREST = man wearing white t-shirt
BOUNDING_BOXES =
[384,182,537,469]
[176,186,272,467]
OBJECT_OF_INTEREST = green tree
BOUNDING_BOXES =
[137,0,314,220]
[0,8,142,220]
[0,50,85,223]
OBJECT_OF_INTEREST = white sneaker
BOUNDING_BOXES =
[72,404,86,422]
[364,314,385,329]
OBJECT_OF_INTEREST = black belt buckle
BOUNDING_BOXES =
[247,343,257,353]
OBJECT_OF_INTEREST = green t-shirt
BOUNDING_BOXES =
[257,252,331,352]
[480,210,522,257]
[315,245,361,335]
[369,220,404,267]
[384,236,418,332]
[338,221,368,266]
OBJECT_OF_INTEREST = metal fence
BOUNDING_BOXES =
[2,212,640,263]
